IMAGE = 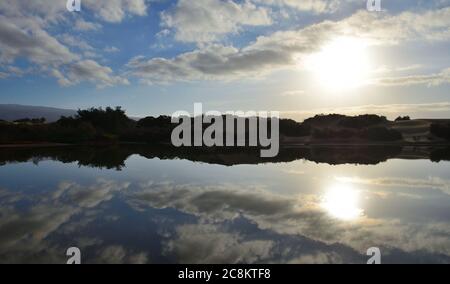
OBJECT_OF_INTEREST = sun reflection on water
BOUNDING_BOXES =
[321,184,363,220]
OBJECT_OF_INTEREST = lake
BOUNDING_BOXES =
[0,146,449,264]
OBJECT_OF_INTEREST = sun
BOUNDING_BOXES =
[321,184,363,220]
[307,37,372,91]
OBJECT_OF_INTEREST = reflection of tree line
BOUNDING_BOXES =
[0,145,449,170]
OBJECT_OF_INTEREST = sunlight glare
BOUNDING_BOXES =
[307,37,372,91]
[321,184,363,220]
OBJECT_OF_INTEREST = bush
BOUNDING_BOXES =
[137,116,172,128]
[303,114,346,126]
[76,107,134,134]
[395,116,411,122]
[312,128,357,139]
[279,119,311,137]
[338,115,387,129]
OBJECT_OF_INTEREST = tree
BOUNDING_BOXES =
[395,116,411,122]
[75,107,134,134]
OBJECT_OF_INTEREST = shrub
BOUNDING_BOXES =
[279,119,311,137]
[338,115,387,129]
[395,116,411,122]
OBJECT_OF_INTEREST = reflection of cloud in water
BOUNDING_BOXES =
[0,179,129,263]
[95,245,148,264]
[1,176,450,263]
[165,224,273,264]
[287,252,343,264]
[335,176,450,196]
[129,182,450,261]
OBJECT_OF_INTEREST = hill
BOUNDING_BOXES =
[0,104,76,122]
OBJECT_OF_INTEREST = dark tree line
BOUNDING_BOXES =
[5,107,449,145]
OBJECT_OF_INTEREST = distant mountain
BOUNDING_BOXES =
[0,104,77,122]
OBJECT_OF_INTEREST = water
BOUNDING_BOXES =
[0,146,449,264]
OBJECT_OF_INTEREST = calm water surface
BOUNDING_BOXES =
[1,147,450,263]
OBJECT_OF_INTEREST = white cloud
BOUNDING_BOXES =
[104,46,120,53]
[130,8,450,83]
[126,44,293,84]
[0,0,136,87]
[0,17,78,65]
[161,0,272,44]
[281,102,450,121]
[63,60,129,88]
[84,0,149,23]
[253,0,342,14]
[376,68,450,86]
[74,19,102,31]
[59,34,95,51]
[281,90,305,96]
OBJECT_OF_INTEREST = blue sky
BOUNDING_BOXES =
[0,0,449,120]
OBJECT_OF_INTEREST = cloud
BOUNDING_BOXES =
[59,34,95,51]
[161,0,272,44]
[0,17,78,65]
[130,7,450,83]
[281,102,450,121]
[83,0,149,23]
[0,0,145,87]
[61,60,129,88]
[281,90,305,96]
[74,19,102,32]
[253,0,341,14]
[104,46,120,53]
[0,65,30,79]
[375,68,450,86]
[126,44,293,84]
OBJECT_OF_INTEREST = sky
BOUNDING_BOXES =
[0,0,449,121]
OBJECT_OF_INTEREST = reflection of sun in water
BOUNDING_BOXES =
[307,37,372,91]
[321,184,363,220]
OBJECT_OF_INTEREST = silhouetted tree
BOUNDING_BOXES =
[395,116,411,121]
[75,107,134,134]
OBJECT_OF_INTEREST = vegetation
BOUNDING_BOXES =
[3,107,449,145]
[395,116,411,122]
[279,119,311,137]
[364,126,403,141]
[338,115,387,129]
[14,117,46,124]
[430,123,450,141]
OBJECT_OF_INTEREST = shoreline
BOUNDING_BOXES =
[1,142,450,149]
